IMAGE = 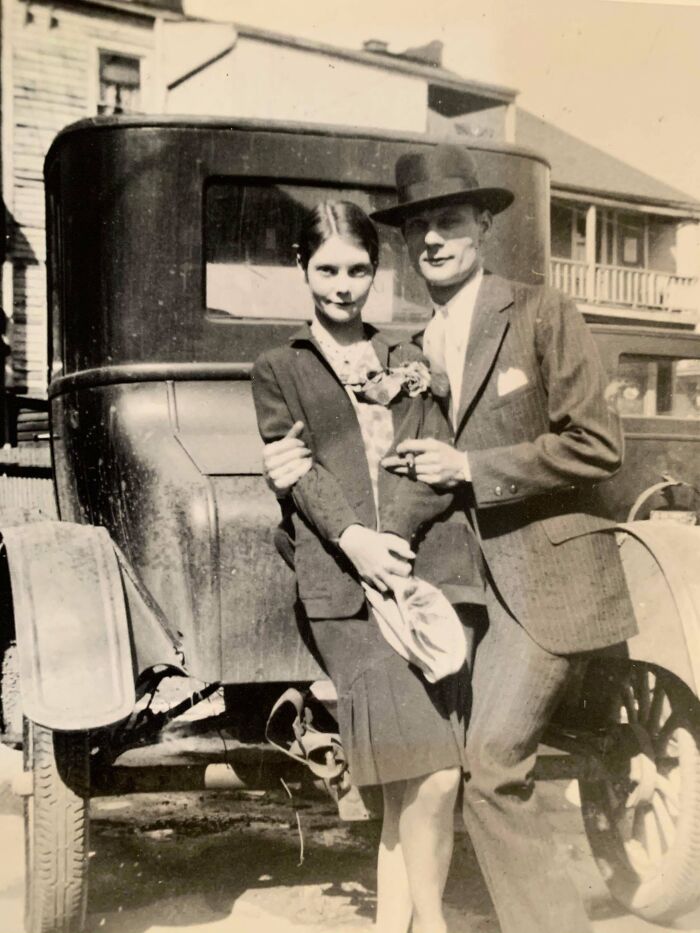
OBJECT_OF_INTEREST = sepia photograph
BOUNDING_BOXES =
[1,1,700,931]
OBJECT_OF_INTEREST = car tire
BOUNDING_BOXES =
[579,662,700,923]
[0,641,21,742]
[23,718,90,933]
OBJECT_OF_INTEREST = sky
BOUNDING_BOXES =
[193,0,700,200]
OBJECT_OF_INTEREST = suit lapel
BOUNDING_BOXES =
[408,326,454,423]
[289,322,363,440]
[288,323,402,530]
[454,273,513,435]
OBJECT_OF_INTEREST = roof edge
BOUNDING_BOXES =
[517,108,700,215]
[234,23,518,103]
[66,0,186,21]
[553,183,700,218]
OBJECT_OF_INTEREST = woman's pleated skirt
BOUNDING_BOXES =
[309,609,468,788]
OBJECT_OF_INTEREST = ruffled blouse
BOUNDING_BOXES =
[311,327,395,520]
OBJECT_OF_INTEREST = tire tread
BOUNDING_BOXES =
[24,721,89,933]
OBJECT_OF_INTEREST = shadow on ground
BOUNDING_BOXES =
[86,789,499,933]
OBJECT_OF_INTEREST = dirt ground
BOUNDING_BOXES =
[2,741,700,933]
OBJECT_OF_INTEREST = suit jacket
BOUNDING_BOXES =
[394,273,637,654]
[251,323,483,619]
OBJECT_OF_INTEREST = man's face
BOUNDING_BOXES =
[402,202,491,290]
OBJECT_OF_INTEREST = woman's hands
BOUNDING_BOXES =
[262,422,312,495]
[262,424,420,590]
[338,525,415,593]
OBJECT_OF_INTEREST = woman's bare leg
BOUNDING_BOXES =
[376,780,412,932]
[399,767,461,933]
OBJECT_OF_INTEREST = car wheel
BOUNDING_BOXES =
[23,718,90,933]
[579,662,700,923]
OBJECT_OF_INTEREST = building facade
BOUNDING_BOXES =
[166,27,516,139]
[1,0,698,401]
[1,0,179,396]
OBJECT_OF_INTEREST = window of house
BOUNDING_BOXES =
[617,213,646,268]
[647,216,677,274]
[204,180,429,324]
[97,51,141,115]
[550,203,587,262]
[572,209,587,262]
[608,354,700,419]
[550,204,572,259]
[596,210,648,269]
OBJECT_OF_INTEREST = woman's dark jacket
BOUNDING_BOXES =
[252,324,483,619]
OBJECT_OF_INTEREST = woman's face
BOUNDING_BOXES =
[304,235,374,325]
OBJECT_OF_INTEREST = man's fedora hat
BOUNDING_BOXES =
[371,144,514,227]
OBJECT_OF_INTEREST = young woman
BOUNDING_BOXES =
[251,201,470,933]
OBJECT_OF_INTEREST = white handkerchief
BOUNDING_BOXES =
[363,578,467,684]
[497,367,529,397]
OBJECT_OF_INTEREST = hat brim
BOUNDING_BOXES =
[371,187,514,227]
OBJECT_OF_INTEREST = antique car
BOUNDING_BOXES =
[0,115,698,933]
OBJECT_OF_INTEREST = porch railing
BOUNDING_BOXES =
[550,258,699,313]
[550,258,589,300]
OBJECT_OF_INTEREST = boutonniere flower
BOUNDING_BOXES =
[347,360,448,406]
[390,361,432,397]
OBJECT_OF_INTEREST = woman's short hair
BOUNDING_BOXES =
[296,201,379,272]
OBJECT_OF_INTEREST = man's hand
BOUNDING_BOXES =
[338,526,415,593]
[382,438,470,488]
[262,421,312,495]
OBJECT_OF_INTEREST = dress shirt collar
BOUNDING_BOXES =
[432,265,484,321]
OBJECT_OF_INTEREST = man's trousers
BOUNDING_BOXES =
[461,581,593,933]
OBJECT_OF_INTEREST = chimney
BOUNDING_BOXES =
[399,40,443,67]
[363,39,390,54]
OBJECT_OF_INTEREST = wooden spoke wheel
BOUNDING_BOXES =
[580,663,700,923]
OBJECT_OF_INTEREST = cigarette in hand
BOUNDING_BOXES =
[405,452,416,479]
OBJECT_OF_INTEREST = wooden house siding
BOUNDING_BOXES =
[4,0,156,395]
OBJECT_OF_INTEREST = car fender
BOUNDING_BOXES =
[2,521,136,731]
[618,520,700,696]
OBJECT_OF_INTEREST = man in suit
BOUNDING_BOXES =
[263,145,637,933]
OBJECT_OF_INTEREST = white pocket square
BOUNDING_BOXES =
[497,367,529,397]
